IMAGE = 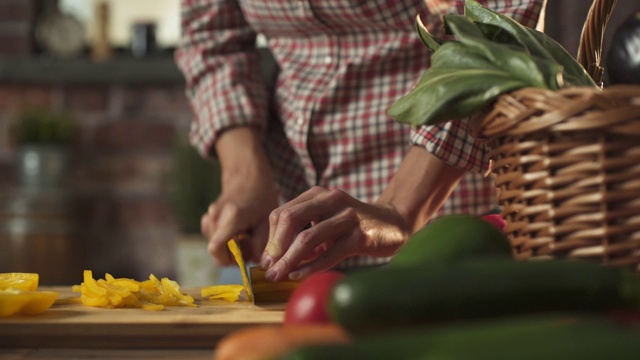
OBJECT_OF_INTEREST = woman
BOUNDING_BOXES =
[175,0,546,277]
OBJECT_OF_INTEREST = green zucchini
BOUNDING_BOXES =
[389,214,511,268]
[329,259,640,332]
[282,315,640,360]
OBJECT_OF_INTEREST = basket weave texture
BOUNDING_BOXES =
[469,0,640,269]
[471,86,640,266]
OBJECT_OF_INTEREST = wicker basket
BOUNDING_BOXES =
[470,0,640,269]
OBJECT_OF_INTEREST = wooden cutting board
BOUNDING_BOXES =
[0,286,285,349]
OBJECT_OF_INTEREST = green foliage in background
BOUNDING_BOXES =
[169,134,222,234]
[16,107,75,145]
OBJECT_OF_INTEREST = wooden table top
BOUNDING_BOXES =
[0,286,285,351]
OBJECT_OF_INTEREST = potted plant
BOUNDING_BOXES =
[14,107,75,190]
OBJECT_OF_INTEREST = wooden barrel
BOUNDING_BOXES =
[0,189,84,285]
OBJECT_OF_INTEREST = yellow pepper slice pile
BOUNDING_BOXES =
[0,273,59,316]
[72,270,196,311]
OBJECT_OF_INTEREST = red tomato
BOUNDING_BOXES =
[481,214,506,232]
[284,271,345,325]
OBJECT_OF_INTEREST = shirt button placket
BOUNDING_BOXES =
[296,1,306,16]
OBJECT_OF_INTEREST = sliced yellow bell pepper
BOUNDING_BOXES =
[0,273,39,291]
[82,270,107,297]
[109,279,141,292]
[228,238,254,302]
[0,290,30,316]
[198,239,256,303]
[208,293,241,302]
[72,270,196,310]
[80,293,110,307]
[0,288,58,316]
[201,284,244,302]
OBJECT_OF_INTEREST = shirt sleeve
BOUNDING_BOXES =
[410,0,546,173]
[174,0,269,159]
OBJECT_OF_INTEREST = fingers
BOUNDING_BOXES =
[202,204,234,266]
[203,223,233,266]
[201,167,281,267]
[265,206,360,282]
[204,202,253,266]
[288,231,359,280]
[267,187,326,252]
[203,200,270,266]
[265,188,352,267]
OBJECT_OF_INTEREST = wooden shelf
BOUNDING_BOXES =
[0,56,185,84]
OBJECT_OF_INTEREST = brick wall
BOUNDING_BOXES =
[0,82,196,282]
[0,0,214,285]
[67,84,193,280]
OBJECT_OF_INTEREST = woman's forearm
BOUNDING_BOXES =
[376,146,465,233]
[215,126,275,185]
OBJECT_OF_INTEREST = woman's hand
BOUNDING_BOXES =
[261,147,466,282]
[202,127,280,266]
[262,187,410,282]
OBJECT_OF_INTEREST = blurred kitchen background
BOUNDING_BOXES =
[0,0,638,286]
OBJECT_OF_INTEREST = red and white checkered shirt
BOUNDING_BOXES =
[175,0,545,267]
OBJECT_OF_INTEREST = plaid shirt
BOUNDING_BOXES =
[176,0,545,267]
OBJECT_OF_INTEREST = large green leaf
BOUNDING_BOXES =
[416,15,446,52]
[463,0,554,60]
[429,42,496,70]
[443,15,553,89]
[388,68,530,127]
[389,0,589,127]
[528,30,597,87]
[430,40,562,89]
[464,0,597,87]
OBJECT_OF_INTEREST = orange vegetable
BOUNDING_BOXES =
[214,324,350,360]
